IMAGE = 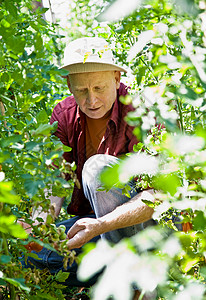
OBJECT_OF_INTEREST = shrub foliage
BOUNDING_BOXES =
[0,0,205,299]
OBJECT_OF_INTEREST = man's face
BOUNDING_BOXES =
[67,71,121,119]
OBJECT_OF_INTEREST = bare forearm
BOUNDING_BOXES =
[96,190,154,235]
[67,190,155,249]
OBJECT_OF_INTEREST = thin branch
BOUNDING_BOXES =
[0,100,7,128]
[48,0,56,24]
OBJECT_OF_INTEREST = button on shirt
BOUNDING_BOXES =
[50,83,138,215]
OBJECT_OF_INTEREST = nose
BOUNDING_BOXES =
[86,91,97,107]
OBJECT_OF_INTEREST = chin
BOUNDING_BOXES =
[88,114,103,119]
[86,110,105,119]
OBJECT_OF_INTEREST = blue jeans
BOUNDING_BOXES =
[21,214,100,287]
[21,154,153,286]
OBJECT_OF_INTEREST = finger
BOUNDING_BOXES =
[29,242,43,252]
[67,230,86,249]
[67,236,83,250]
[23,243,31,251]
[67,222,84,239]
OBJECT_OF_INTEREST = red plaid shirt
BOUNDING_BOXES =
[50,83,138,215]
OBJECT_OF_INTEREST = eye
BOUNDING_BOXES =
[95,86,105,91]
[76,89,87,94]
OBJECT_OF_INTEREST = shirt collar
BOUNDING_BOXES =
[110,82,129,128]
[77,105,86,128]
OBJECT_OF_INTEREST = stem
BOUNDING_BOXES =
[176,97,184,133]
[138,290,145,300]
[0,100,7,128]
[2,233,16,300]
[48,0,56,24]
[139,57,158,84]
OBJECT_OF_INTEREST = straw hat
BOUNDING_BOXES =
[60,37,127,74]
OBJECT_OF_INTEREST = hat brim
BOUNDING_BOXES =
[59,62,127,74]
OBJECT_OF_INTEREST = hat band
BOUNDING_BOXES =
[61,62,126,74]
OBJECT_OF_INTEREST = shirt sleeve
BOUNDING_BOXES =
[50,103,69,146]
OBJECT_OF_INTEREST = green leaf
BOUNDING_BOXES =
[24,180,39,197]
[152,173,181,196]
[25,141,41,152]
[35,292,57,300]
[0,182,20,204]
[122,184,131,198]
[142,199,160,208]
[34,33,43,51]
[0,278,6,286]
[9,224,28,239]
[3,277,30,292]
[0,94,13,103]
[62,145,72,152]
[36,109,49,124]
[193,211,206,231]
[5,1,18,17]
[27,253,42,260]
[46,214,54,225]
[51,121,58,133]
[58,69,69,77]
[0,214,16,225]
[99,163,120,189]
[0,214,28,238]
[0,135,22,147]
[119,95,132,105]
[55,270,70,282]
[31,124,54,137]
[181,258,200,273]
[0,255,11,264]
[6,36,26,54]
[1,19,10,28]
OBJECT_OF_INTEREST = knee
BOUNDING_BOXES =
[82,154,118,187]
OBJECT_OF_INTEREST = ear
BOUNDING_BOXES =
[114,71,121,89]
[67,76,73,93]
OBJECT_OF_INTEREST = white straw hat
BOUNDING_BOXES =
[60,37,127,74]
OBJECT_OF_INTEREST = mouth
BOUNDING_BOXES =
[88,107,101,111]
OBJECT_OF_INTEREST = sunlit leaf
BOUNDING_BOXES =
[173,283,205,300]
[181,258,200,273]
[152,173,181,196]
[127,30,155,61]
[97,0,142,22]
[0,182,20,204]
[99,162,121,189]
[119,153,158,183]
[62,145,72,152]
[9,224,28,239]
[192,211,206,231]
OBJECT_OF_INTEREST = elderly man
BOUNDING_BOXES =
[22,37,154,290]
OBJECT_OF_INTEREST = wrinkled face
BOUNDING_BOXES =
[67,71,121,119]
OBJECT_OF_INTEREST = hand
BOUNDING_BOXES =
[66,218,101,250]
[18,220,43,252]
[18,220,33,235]
[23,241,43,252]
